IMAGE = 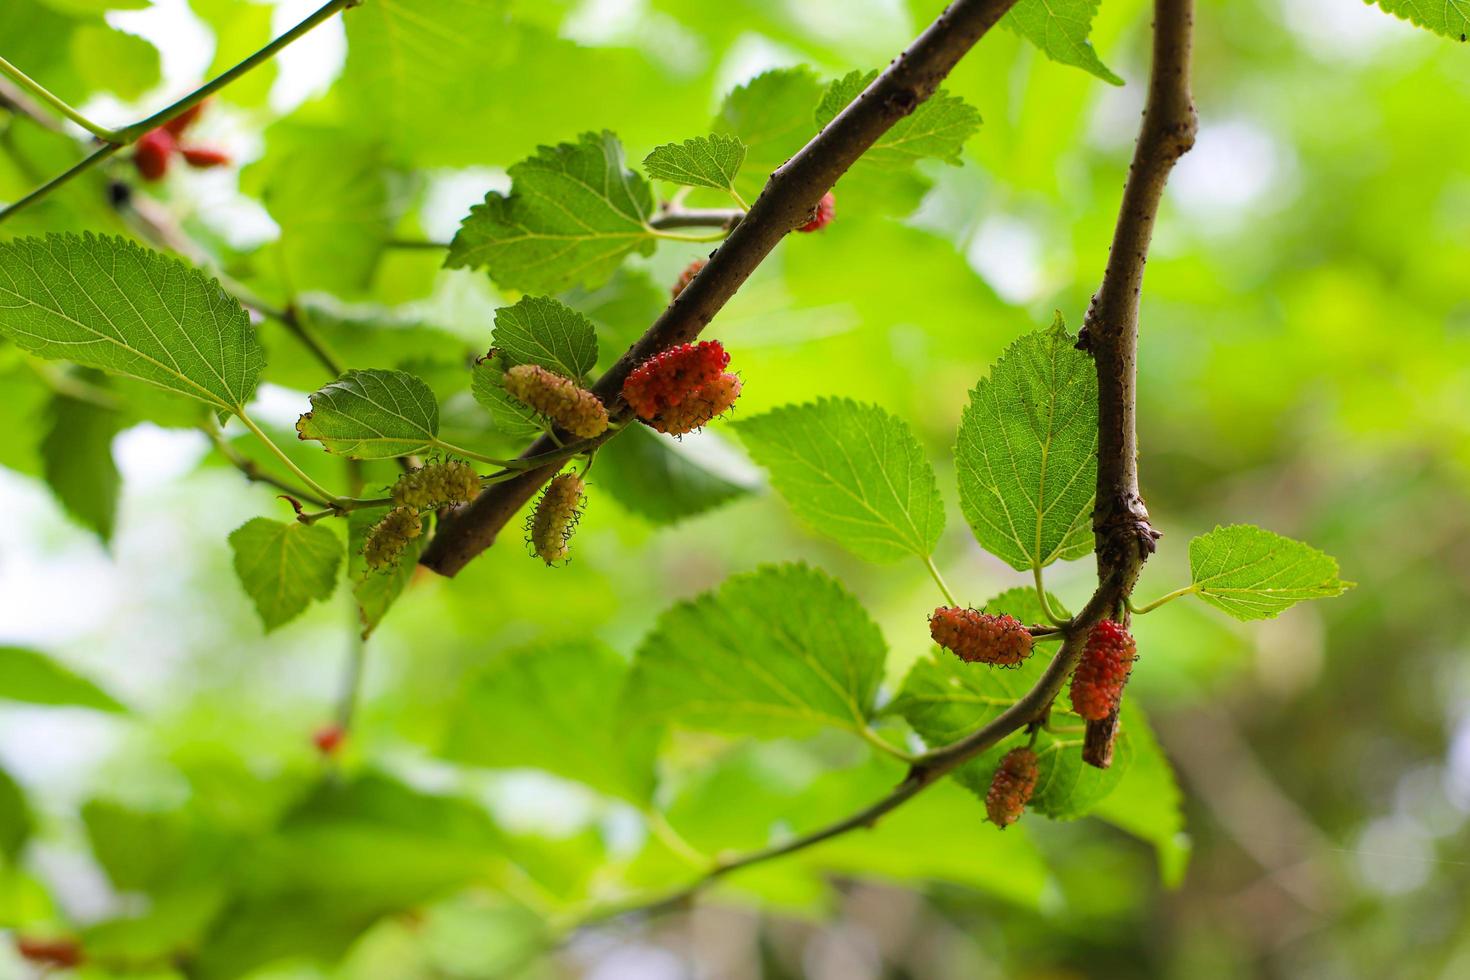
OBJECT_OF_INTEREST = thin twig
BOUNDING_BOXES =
[0,76,68,134]
[0,56,120,140]
[422,0,1025,576]
[533,0,1198,943]
[649,207,744,231]
[0,143,121,221]
[202,421,331,507]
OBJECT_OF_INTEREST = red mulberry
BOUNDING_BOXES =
[16,937,83,968]
[391,459,481,510]
[1069,620,1137,721]
[133,129,175,181]
[929,608,1033,666]
[529,472,585,565]
[648,371,741,436]
[797,191,835,233]
[622,340,729,418]
[503,364,609,439]
[985,747,1039,828]
[363,507,422,571]
[622,340,741,433]
[312,723,346,755]
[671,258,708,298]
[181,146,231,169]
[162,101,207,137]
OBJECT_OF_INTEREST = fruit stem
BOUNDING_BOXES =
[0,56,122,141]
[428,439,516,468]
[236,410,341,505]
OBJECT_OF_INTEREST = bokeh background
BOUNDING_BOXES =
[2,0,1469,977]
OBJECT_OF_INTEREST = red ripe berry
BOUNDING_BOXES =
[985,747,1039,828]
[929,608,1034,666]
[650,371,741,435]
[16,936,83,968]
[162,100,207,137]
[671,257,707,298]
[797,191,835,233]
[1069,620,1138,721]
[181,146,231,169]
[133,128,175,182]
[312,723,346,755]
[622,340,730,419]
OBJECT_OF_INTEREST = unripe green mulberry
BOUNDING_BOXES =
[503,364,609,439]
[985,747,1039,828]
[391,459,481,510]
[529,472,584,565]
[363,507,422,571]
[929,608,1033,666]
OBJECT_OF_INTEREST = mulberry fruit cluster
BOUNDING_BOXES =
[503,364,609,439]
[529,471,585,565]
[621,340,742,435]
[929,608,1033,666]
[133,102,231,182]
[391,459,480,510]
[797,191,836,233]
[1069,620,1138,721]
[671,257,708,298]
[363,507,423,571]
[985,747,1039,828]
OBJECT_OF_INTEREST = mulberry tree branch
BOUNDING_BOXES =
[421,0,1024,576]
[536,0,1197,942]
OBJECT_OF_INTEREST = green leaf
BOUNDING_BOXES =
[257,129,393,297]
[36,0,148,12]
[470,355,545,442]
[0,234,263,415]
[596,423,752,525]
[0,646,127,712]
[713,68,825,201]
[71,25,160,100]
[192,0,277,106]
[0,766,31,861]
[626,563,888,737]
[1091,704,1190,887]
[815,71,982,167]
[1368,0,1470,41]
[1186,524,1354,620]
[296,369,440,459]
[447,131,656,293]
[1003,0,1124,86]
[642,134,747,193]
[491,295,599,380]
[82,799,222,894]
[347,508,423,639]
[228,518,343,632]
[955,315,1097,571]
[737,399,945,563]
[441,640,659,804]
[39,385,122,541]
